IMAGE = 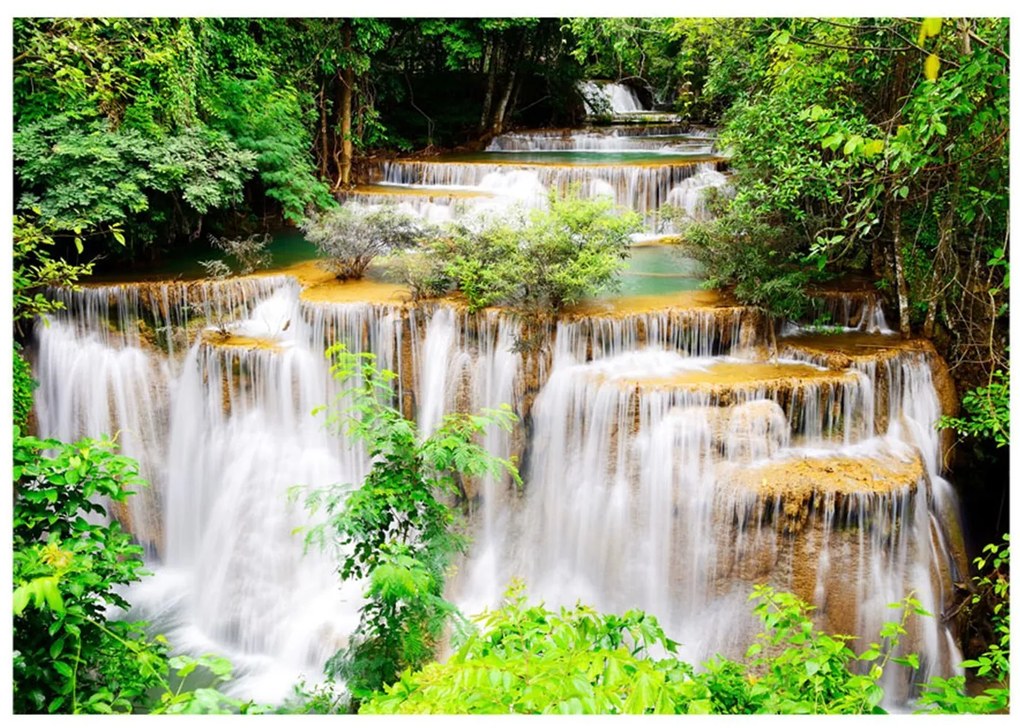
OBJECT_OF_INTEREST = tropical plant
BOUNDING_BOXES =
[294,345,519,705]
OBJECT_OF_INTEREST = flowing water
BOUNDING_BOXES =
[30,111,967,710]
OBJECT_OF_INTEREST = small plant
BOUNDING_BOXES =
[198,258,232,280]
[204,232,272,276]
[301,205,428,281]
[938,369,1009,449]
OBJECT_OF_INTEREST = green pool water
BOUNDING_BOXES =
[614,245,705,297]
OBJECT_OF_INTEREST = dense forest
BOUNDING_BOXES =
[11,17,1009,715]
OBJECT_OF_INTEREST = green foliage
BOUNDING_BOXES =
[301,205,430,281]
[360,582,926,715]
[681,203,816,319]
[206,72,334,222]
[917,536,1010,714]
[12,429,165,713]
[12,215,96,328]
[429,191,640,313]
[13,345,38,430]
[295,345,519,703]
[741,586,926,714]
[12,428,261,714]
[14,114,256,247]
[939,369,1009,448]
[361,580,708,715]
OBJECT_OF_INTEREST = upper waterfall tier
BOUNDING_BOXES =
[486,126,716,153]
[365,155,726,223]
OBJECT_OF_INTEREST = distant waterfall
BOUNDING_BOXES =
[579,80,647,114]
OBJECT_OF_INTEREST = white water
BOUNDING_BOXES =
[579,80,647,114]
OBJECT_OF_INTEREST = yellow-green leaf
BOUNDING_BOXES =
[862,139,885,157]
[925,54,941,81]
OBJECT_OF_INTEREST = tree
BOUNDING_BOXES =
[295,346,518,705]
[431,191,641,313]
[301,205,429,280]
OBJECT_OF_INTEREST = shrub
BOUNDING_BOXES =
[680,203,817,319]
[12,429,164,713]
[301,205,429,280]
[440,191,641,313]
[203,232,273,276]
[360,583,925,715]
[294,346,519,706]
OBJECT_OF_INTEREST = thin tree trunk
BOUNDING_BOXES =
[480,38,498,133]
[318,81,329,180]
[491,68,517,136]
[890,203,912,338]
[339,66,354,188]
[338,24,355,190]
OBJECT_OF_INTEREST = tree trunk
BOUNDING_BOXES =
[318,81,329,180]
[480,38,498,133]
[338,67,354,189]
[890,203,912,338]
[491,68,517,136]
[338,24,355,190]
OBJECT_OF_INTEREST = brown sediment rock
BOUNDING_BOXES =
[720,452,924,503]
[562,288,738,318]
[201,331,284,352]
[613,360,857,396]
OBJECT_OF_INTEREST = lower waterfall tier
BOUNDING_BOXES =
[30,268,968,707]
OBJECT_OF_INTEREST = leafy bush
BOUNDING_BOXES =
[13,215,95,330]
[301,205,429,280]
[294,346,519,705]
[14,114,256,246]
[12,429,165,713]
[12,428,262,714]
[387,248,454,302]
[680,203,817,319]
[360,582,927,715]
[421,192,640,313]
[917,536,1010,714]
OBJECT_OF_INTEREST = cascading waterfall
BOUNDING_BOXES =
[32,274,968,708]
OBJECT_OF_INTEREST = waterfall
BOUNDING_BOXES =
[31,258,966,709]
[579,80,646,114]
